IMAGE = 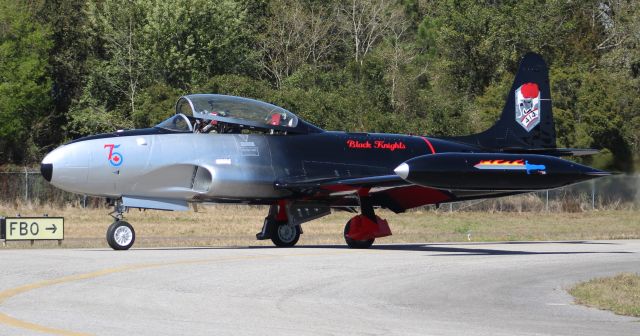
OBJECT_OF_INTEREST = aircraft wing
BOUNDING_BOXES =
[274,175,408,191]
[275,175,460,213]
[275,174,526,213]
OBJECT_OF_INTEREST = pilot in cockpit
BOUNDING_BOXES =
[197,118,218,133]
[196,106,225,133]
[267,111,289,127]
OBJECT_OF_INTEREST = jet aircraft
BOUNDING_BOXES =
[41,53,609,250]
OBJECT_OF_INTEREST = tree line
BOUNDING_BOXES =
[0,0,638,171]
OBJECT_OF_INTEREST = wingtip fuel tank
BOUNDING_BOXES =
[394,153,610,191]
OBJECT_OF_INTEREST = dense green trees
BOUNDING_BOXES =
[0,1,52,163]
[0,0,638,171]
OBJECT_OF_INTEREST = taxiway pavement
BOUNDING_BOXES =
[1,240,639,335]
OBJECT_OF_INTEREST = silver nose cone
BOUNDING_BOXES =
[40,143,89,192]
[394,163,410,180]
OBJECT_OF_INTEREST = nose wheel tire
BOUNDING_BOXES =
[270,222,301,247]
[344,220,375,249]
[107,220,135,250]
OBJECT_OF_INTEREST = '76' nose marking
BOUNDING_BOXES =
[104,144,124,167]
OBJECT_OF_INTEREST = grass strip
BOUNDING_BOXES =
[1,204,638,248]
[569,273,640,317]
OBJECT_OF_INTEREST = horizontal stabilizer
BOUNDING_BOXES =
[500,147,600,157]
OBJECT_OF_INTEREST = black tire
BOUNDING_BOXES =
[270,222,301,247]
[106,220,135,250]
[344,220,375,249]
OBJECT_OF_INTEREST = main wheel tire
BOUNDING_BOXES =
[344,220,375,249]
[270,222,301,247]
[106,220,135,250]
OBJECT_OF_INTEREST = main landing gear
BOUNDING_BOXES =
[257,198,392,249]
[106,200,136,250]
[256,202,302,247]
[343,196,392,249]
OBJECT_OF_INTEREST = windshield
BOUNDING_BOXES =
[176,94,299,128]
[155,113,193,132]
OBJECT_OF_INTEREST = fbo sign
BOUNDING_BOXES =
[3,217,64,240]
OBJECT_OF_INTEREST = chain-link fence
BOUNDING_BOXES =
[439,174,639,212]
[0,170,638,211]
[0,170,99,207]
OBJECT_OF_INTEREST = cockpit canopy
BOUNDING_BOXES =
[155,113,193,132]
[154,94,321,135]
[177,94,299,128]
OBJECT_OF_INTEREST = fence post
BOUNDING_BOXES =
[546,190,549,212]
[24,167,28,202]
[591,179,596,210]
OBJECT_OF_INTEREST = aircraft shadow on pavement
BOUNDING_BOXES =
[294,244,632,256]
[120,241,633,256]
[425,241,617,245]
[370,244,632,256]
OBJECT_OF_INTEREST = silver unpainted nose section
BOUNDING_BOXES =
[40,143,90,192]
[394,163,410,180]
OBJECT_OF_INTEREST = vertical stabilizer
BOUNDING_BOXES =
[450,53,556,150]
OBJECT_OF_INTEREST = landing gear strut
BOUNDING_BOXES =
[106,200,136,250]
[343,195,391,249]
[256,202,301,247]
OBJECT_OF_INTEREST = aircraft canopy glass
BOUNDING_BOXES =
[155,113,193,132]
[176,94,299,129]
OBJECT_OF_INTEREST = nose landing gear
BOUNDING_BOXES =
[106,200,136,250]
[107,220,135,250]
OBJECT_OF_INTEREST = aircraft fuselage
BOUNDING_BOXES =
[42,131,458,201]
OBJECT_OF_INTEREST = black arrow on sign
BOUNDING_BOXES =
[46,224,57,234]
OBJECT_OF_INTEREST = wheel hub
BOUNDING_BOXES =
[114,226,133,246]
[277,225,296,243]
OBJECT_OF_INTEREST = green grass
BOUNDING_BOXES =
[1,203,639,248]
[570,273,640,317]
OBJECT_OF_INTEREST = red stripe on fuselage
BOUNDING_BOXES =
[421,137,436,154]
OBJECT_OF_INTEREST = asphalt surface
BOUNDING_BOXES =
[0,240,639,336]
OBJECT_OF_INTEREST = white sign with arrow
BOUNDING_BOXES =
[4,217,64,240]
